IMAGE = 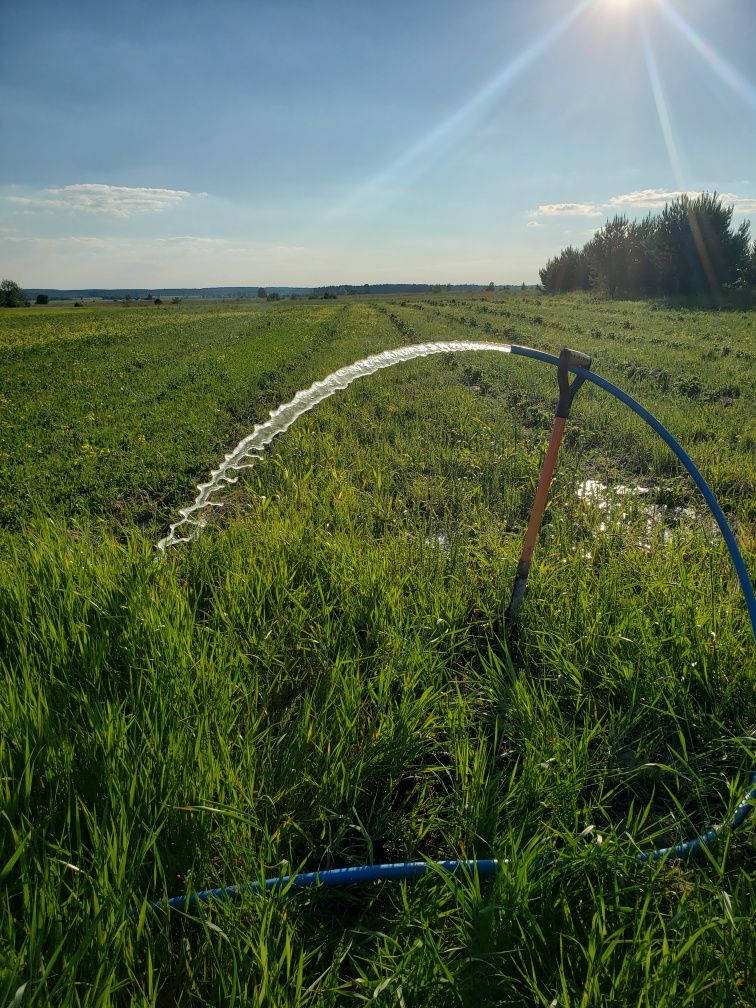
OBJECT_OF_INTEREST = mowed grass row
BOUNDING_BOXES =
[0,295,754,1005]
[2,293,754,529]
[385,294,755,518]
[0,300,405,529]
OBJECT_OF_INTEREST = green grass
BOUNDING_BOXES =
[0,293,754,1006]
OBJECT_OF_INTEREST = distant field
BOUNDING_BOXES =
[1,293,754,1006]
[2,294,753,529]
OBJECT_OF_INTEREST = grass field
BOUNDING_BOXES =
[1,293,754,1006]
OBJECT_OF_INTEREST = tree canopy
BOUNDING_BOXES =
[0,279,28,307]
[539,193,754,298]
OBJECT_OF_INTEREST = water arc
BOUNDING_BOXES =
[156,341,513,550]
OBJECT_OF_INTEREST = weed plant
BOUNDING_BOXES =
[0,295,754,1005]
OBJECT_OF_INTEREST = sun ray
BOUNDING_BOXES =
[655,0,756,112]
[640,11,719,295]
[640,15,686,189]
[322,0,594,226]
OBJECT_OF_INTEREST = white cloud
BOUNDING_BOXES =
[531,202,603,217]
[530,189,756,219]
[608,188,694,209]
[609,189,756,214]
[728,196,756,214]
[526,220,544,228]
[6,184,203,217]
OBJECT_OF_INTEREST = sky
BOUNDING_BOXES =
[1,0,755,288]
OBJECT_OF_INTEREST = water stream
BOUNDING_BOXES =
[157,341,512,550]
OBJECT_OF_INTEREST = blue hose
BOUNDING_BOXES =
[510,345,756,633]
[147,343,755,914]
[162,860,502,912]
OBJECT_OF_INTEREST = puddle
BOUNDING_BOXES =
[576,479,710,549]
[424,529,451,554]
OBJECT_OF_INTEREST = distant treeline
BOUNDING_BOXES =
[23,286,312,301]
[539,193,755,298]
[23,282,522,302]
[311,283,516,297]
[314,284,428,296]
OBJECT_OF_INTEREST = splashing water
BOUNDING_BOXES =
[156,340,512,551]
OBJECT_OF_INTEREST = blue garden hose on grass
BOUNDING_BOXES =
[148,343,755,914]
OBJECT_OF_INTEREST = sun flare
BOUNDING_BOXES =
[600,0,649,19]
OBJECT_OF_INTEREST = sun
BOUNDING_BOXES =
[600,0,649,16]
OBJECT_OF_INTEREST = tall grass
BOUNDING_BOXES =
[1,294,753,1005]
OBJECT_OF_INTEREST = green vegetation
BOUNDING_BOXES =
[540,193,754,298]
[0,279,29,308]
[1,294,754,1005]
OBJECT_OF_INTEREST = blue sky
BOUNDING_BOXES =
[1,0,755,287]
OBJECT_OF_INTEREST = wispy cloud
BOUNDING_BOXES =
[526,220,544,228]
[531,189,756,219]
[150,236,310,257]
[608,188,693,209]
[153,236,229,252]
[0,233,326,287]
[7,184,204,217]
[609,188,756,214]
[0,234,109,249]
[531,202,602,217]
[721,194,756,214]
